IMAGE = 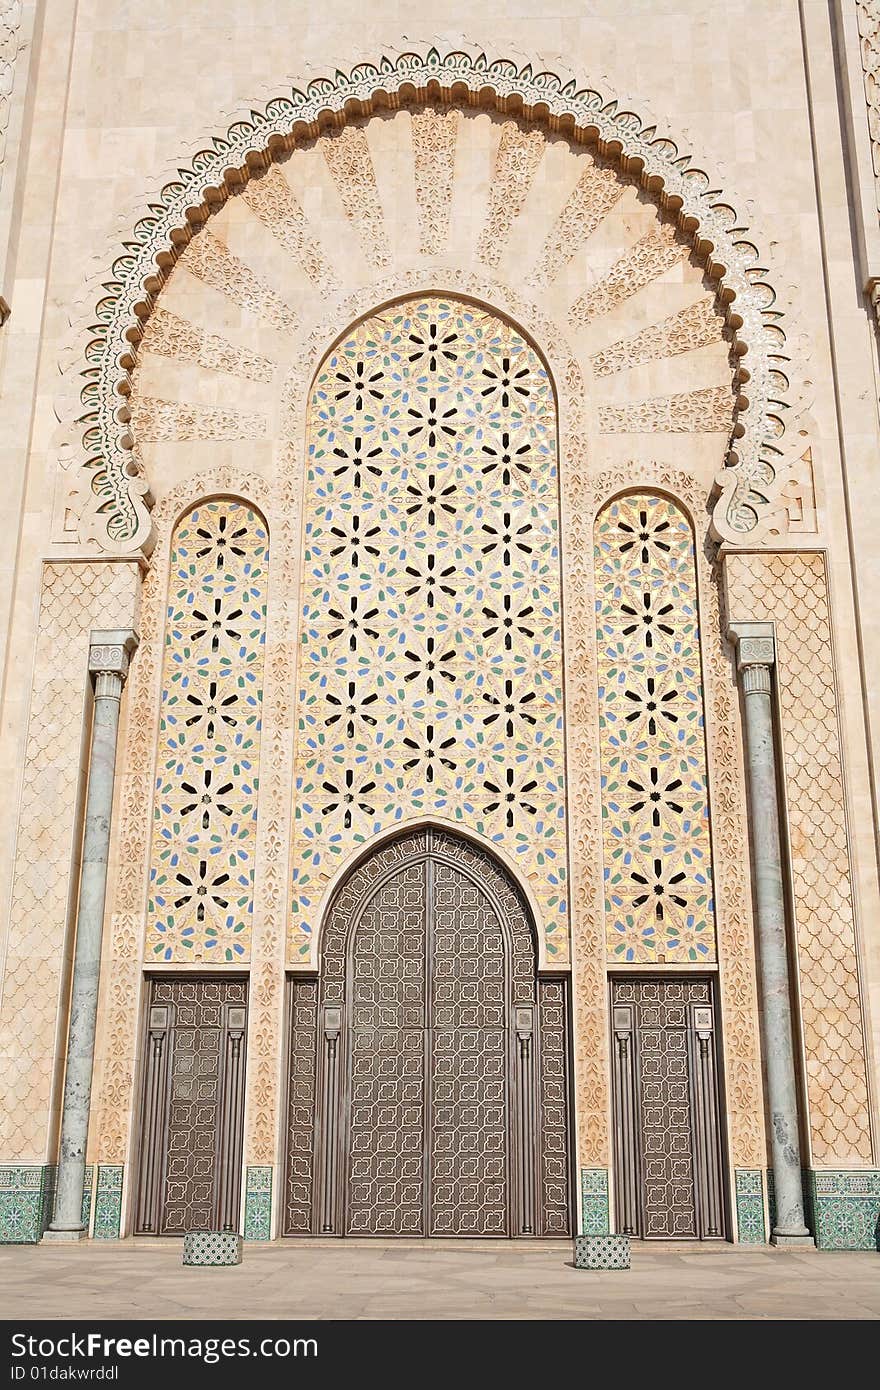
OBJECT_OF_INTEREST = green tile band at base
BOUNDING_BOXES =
[0,1165,93,1243]
[580,1168,610,1236]
[93,1165,123,1240]
[243,1166,272,1240]
[809,1171,880,1250]
[734,1169,766,1244]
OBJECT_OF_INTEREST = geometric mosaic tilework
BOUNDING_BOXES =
[580,1167,610,1235]
[573,1234,631,1269]
[182,1230,243,1265]
[146,500,268,962]
[734,1169,766,1245]
[0,1165,93,1243]
[0,1165,54,1244]
[81,1164,94,1232]
[93,1164,124,1240]
[290,295,567,962]
[594,493,717,963]
[810,1171,880,1251]
[243,1165,272,1241]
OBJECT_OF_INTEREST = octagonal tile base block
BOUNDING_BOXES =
[574,1234,631,1270]
[182,1231,242,1266]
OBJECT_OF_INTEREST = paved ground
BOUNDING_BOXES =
[1,1240,878,1319]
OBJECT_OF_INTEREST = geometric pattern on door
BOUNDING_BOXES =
[134,978,248,1235]
[611,977,726,1240]
[283,828,572,1237]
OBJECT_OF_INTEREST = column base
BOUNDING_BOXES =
[41,1227,88,1243]
[770,1232,815,1248]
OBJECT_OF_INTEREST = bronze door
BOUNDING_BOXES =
[611,977,726,1240]
[134,978,247,1235]
[283,829,572,1237]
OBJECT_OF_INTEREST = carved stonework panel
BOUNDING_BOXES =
[724,550,873,1165]
[594,494,717,964]
[145,500,268,963]
[0,561,140,1161]
[0,3,22,208]
[289,295,569,965]
[857,3,880,217]
[56,47,809,554]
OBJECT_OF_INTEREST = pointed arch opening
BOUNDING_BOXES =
[289,292,570,967]
[284,826,573,1237]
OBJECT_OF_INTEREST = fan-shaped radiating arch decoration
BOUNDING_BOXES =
[146,497,269,961]
[594,491,717,963]
[289,293,568,963]
[70,47,792,552]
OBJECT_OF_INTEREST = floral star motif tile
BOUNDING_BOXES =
[595,494,716,963]
[290,296,568,962]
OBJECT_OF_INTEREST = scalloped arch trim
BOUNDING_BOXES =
[76,46,793,551]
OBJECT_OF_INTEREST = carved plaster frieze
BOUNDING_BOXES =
[58,46,800,553]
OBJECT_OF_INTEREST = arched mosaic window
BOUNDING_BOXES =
[290,295,567,962]
[146,499,268,962]
[594,493,716,963]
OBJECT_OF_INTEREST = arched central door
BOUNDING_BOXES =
[283,829,572,1237]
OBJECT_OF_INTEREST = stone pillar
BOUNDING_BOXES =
[728,621,813,1246]
[45,630,137,1240]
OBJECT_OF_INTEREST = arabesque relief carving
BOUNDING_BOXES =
[54,47,811,554]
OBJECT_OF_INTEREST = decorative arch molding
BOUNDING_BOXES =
[64,46,798,553]
[310,814,547,972]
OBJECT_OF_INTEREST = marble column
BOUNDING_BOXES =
[728,621,813,1246]
[44,630,137,1240]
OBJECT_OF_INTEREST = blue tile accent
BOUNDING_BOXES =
[243,1165,272,1241]
[580,1167,609,1235]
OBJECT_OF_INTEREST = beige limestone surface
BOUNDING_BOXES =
[0,0,879,1224]
[1,1241,879,1320]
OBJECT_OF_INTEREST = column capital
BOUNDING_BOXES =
[727,620,775,673]
[88,629,139,684]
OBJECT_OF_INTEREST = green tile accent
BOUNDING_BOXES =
[1,1164,102,1242]
[93,1165,124,1240]
[0,1166,51,1243]
[81,1165,94,1233]
[244,1165,272,1240]
[810,1170,880,1251]
[580,1167,609,1235]
[734,1169,766,1243]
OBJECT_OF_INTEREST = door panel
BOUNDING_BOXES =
[429,859,509,1235]
[345,859,427,1235]
[135,978,247,1235]
[284,829,572,1237]
[611,977,726,1240]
